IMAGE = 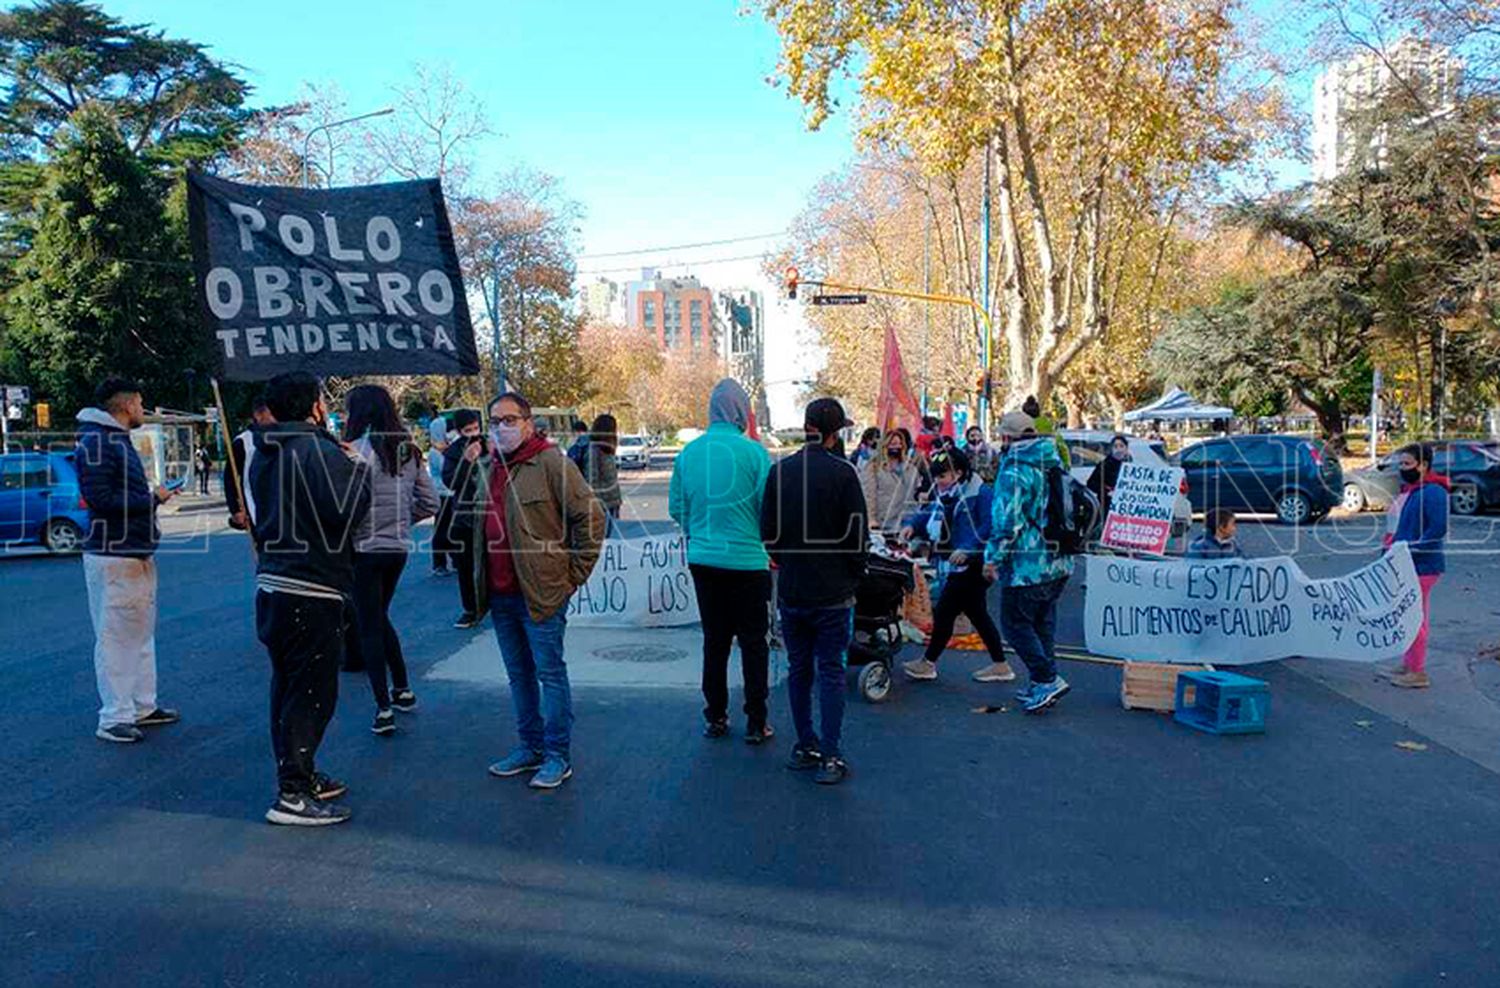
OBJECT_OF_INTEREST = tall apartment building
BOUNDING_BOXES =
[715,288,768,421]
[577,277,624,325]
[623,269,717,351]
[1312,38,1463,181]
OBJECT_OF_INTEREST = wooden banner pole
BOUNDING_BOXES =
[209,377,250,554]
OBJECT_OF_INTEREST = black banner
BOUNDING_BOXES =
[187,172,480,381]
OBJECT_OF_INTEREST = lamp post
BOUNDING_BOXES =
[300,107,394,188]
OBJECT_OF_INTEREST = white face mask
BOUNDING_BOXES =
[492,423,525,454]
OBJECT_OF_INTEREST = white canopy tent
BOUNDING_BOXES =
[1123,387,1233,423]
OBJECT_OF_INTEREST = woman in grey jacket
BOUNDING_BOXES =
[344,386,440,735]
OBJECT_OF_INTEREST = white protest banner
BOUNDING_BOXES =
[1101,461,1184,555]
[1084,544,1424,665]
[566,533,700,628]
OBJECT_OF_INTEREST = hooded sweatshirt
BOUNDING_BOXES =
[986,436,1075,587]
[74,407,160,557]
[669,378,771,570]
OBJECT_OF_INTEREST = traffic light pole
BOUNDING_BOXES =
[797,277,997,437]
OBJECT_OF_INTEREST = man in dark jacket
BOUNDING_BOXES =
[75,377,180,744]
[441,408,486,628]
[760,397,867,785]
[249,372,371,826]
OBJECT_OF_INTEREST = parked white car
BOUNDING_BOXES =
[616,434,652,469]
[1060,430,1192,554]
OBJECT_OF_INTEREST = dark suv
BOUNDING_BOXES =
[1174,435,1344,525]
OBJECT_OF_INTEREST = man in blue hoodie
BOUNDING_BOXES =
[984,411,1075,714]
[671,379,774,743]
[75,377,180,743]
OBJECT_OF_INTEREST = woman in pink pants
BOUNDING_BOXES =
[1382,443,1449,689]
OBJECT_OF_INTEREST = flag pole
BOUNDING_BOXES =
[210,377,245,534]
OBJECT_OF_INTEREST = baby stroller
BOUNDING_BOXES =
[848,552,916,703]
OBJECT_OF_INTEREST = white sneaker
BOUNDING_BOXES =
[902,658,938,681]
[972,661,1017,683]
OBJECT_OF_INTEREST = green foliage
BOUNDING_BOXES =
[1,104,205,413]
[0,0,249,164]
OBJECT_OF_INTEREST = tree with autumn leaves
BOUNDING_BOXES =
[759,0,1283,414]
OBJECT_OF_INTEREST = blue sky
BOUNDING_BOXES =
[111,0,1320,425]
[109,0,852,259]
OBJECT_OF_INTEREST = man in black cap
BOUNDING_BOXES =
[760,397,868,785]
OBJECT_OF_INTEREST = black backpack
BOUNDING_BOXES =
[1041,465,1098,556]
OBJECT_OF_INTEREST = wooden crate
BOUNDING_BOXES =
[1120,661,1212,712]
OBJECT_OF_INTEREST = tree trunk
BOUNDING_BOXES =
[1108,391,1128,432]
[1310,395,1347,455]
[990,131,1031,409]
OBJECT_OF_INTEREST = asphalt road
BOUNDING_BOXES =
[2,483,1499,986]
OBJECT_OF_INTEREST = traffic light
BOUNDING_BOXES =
[34,402,49,429]
[785,266,799,300]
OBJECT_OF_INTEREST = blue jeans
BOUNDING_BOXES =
[780,604,853,758]
[490,593,573,759]
[998,577,1068,685]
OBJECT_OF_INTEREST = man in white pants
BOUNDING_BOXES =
[75,377,179,743]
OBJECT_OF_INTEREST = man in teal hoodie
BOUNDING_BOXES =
[670,379,775,743]
[985,411,1075,714]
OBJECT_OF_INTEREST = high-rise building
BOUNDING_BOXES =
[577,277,624,325]
[1312,39,1463,181]
[714,288,767,421]
[623,269,718,351]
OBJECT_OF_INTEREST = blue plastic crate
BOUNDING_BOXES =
[1173,670,1269,735]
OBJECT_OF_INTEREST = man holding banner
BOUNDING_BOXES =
[186,169,482,819]
[670,379,774,744]
[249,372,372,826]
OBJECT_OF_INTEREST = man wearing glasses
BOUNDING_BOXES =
[473,392,607,790]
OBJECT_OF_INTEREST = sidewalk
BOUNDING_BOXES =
[430,623,789,692]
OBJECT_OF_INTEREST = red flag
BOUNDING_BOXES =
[746,406,761,441]
[875,326,922,436]
[941,402,955,438]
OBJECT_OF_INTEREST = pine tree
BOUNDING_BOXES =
[3,104,203,413]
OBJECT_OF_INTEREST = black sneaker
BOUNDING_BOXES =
[265,792,351,827]
[786,742,822,770]
[703,718,729,739]
[815,756,849,786]
[96,723,144,744]
[390,689,418,712]
[745,723,776,746]
[311,772,348,801]
[453,612,482,629]
[135,707,180,727]
[371,709,396,736]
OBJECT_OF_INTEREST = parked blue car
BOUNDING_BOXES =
[0,451,90,552]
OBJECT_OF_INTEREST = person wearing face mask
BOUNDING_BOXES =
[249,371,372,826]
[963,425,997,483]
[861,428,922,535]
[850,427,882,468]
[898,448,1012,684]
[476,392,608,791]
[1380,442,1449,689]
[442,409,487,628]
[1085,434,1132,519]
